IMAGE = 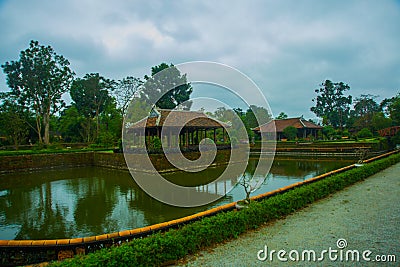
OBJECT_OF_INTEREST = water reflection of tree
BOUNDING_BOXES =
[271,161,317,177]
[265,158,351,178]
[128,178,233,226]
[1,159,353,239]
[1,181,70,239]
[74,178,112,233]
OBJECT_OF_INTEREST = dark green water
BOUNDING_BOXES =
[0,156,353,240]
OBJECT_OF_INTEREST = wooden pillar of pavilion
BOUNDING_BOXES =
[146,129,150,147]
[167,129,171,147]
[185,128,189,148]
[213,128,216,143]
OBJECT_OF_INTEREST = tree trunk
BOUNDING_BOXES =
[95,108,100,142]
[86,118,91,143]
[36,116,43,144]
[43,113,50,145]
[13,138,19,151]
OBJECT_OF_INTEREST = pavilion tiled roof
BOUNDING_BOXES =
[129,109,229,129]
[253,117,322,133]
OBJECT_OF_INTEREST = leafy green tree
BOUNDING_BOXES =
[283,126,298,140]
[276,112,288,119]
[70,73,115,142]
[58,105,85,142]
[391,131,400,146]
[99,99,122,145]
[357,128,373,138]
[242,105,272,141]
[214,107,238,123]
[351,94,380,130]
[371,112,392,132]
[0,94,31,149]
[381,93,400,125]
[141,63,193,109]
[311,80,352,129]
[113,76,143,116]
[322,125,336,140]
[1,40,74,144]
[245,108,257,130]
[233,107,254,140]
[212,106,246,143]
[246,105,272,127]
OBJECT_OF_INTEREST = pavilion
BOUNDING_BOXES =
[127,109,230,149]
[252,117,322,141]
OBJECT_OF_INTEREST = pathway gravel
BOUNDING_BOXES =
[175,163,400,266]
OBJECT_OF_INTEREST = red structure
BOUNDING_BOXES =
[252,117,322,141]
[378,126,400,137]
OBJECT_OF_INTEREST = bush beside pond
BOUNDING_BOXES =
[50,152,400,267]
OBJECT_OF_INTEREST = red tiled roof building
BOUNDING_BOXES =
[127,109,230,148]
[252,117,322,141]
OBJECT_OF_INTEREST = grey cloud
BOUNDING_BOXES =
[0,0,399,119]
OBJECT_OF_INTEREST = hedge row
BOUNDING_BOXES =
[0,148,112,157]
[51,152,400,267]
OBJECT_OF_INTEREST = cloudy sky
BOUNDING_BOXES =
[0,0,399,119]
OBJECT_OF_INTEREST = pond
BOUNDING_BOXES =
[0,156,354,240]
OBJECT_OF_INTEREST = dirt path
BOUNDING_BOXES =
[176,163,400,266]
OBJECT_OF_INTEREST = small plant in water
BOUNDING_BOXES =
[237,172,265,205]
[355,148,369,164]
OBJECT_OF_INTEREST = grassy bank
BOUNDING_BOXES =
[252,137,391,152]
[0,148,114,157]
[50,152,400,267]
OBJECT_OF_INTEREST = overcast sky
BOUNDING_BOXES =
[0,0,399,119]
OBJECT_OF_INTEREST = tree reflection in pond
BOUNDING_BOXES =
[0,157,352,239]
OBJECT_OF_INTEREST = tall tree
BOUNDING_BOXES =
[246,105,271,126]
[58,105,85,142]
[276,112,288,119]
[70,73,114,142]
[141,63,193,110]
[351,94,380,130]
[311,80,352,129]
[0,93,31,149]
[113,76,143,116]
[381,92,400,125]
[1,40,74,144]
[371,112,392,132]
[98,98,123,146]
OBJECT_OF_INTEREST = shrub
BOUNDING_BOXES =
[322,125,336,140]
[357,128,373,138]
[147,136,162,151]
[97,132,116,148]
[283,126,297,140]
